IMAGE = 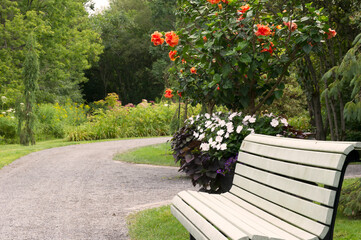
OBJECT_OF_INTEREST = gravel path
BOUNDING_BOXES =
[0,137,196,240]
[0,138,360,240]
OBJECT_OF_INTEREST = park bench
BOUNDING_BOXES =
[171,134,361,240]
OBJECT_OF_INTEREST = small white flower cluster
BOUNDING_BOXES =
[185,111,289,153]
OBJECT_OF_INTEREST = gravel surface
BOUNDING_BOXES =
[0,137,196,240]
[0,137,360,240]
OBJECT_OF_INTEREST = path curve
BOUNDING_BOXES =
[0,137,196,240]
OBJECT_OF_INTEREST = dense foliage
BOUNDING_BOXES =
[340,178,361,217]
[153,0,336,114]
[171,111,304,192]
[0,0,103,105]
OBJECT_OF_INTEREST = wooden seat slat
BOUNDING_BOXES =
[238,152,341,187]
[221,193,318,240]
[178,191,249,240]
[235,164,336,206]
[229,185,329,238]
[198,192,302,240]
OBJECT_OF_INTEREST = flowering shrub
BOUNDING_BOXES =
[152,0,337,114]
[171,111,303,192]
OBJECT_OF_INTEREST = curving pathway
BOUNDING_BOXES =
[0,137,196,240]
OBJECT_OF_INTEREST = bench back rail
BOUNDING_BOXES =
[232,134,360,240]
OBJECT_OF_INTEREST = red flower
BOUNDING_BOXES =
[151,31,164,46]
[190,67,197,74]
[283,21,297,32]
[240,4,250,13]
[216,84,220,90]
[237,15,245,21]
[169,50,178,61]
[207,0,221,3]
[177,91,182,97]
[326,28,337,39]
[164,89,173,98]
[255,24,271,37]
[181,59,186,64]
[203,36,207,42]
[222,0,229,3]
[165,31,179,47]
[261,42,274,55]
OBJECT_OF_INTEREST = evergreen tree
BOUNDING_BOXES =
[20,33,39,146]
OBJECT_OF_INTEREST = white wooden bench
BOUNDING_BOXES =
[171,134,361,240]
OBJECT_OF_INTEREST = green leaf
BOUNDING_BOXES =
[274,90,283,99]
[302,44,313,54]
[239,53,252,63]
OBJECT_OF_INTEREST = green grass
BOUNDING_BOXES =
[127,178,361,240]
[114,142,177,167]
[127,205,188,240]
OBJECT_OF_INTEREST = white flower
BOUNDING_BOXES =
[164,104,169,107]
[196,115,200,120]
[20,103,24,106]
[219,120,226,127]
[2,112,5,115]
[199,128,204,133]
[220,143,227,151]
[205,121,212,128]
[11,116,15,119]
[249,116,256,123]
[224,132,230,138]
[226,122,234,133]
[236,125,243,134]
[248,128,255,134]
[205,113,210,119]
[228,112,237,121]
[7,108,13,112]
[211,127,215,132]
[280,118,288,127]
[270,119,279,127]
[200,143,210,151]
[217,129,225,136]
[215,144,221,150]
[216,135,223,143]
[198,133,205,141]
[237,112,242,116]
[193,131,199,138]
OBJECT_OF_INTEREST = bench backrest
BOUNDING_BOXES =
[231,134,360,240]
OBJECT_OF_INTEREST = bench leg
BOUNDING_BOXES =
[190,234,196,240]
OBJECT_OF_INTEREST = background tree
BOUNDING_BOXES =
[83,0,176,104]
[20,33,39,146]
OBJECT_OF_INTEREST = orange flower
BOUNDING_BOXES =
[255,24,271,37]
[169,50,178,61]
[276,25,282,30]
[261,42,274,55]
[181,59,186,64]
[190,67,197,74]
[326,28,337,39]
[222,0,229,3]
[283,21,297,32]
[151,31,164,46]
[207,0,221,3]
[203,36,207,42]
[240,4,250,13]
[218,4,222,10]
[165,31,179,47]
[164,89,173,98]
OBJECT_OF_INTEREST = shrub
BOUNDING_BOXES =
[339,178,361,217]
[0,113,17,144]
[171,111,305,192]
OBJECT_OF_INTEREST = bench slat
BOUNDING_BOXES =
[187,191,271,240]
[235,164,336,206]
[196,192,302,240]
[178,191,249,240]
[229,185,329,238]
[243,134,354,155]
[222,193,318,240]
[241,141,345,170]
[238,152,341,187]
[170,205,210,240]
[232,174,333,224]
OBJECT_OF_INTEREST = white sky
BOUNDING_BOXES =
[92,0,110,10]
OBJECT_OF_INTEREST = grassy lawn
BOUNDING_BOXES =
[114,142,177,167]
